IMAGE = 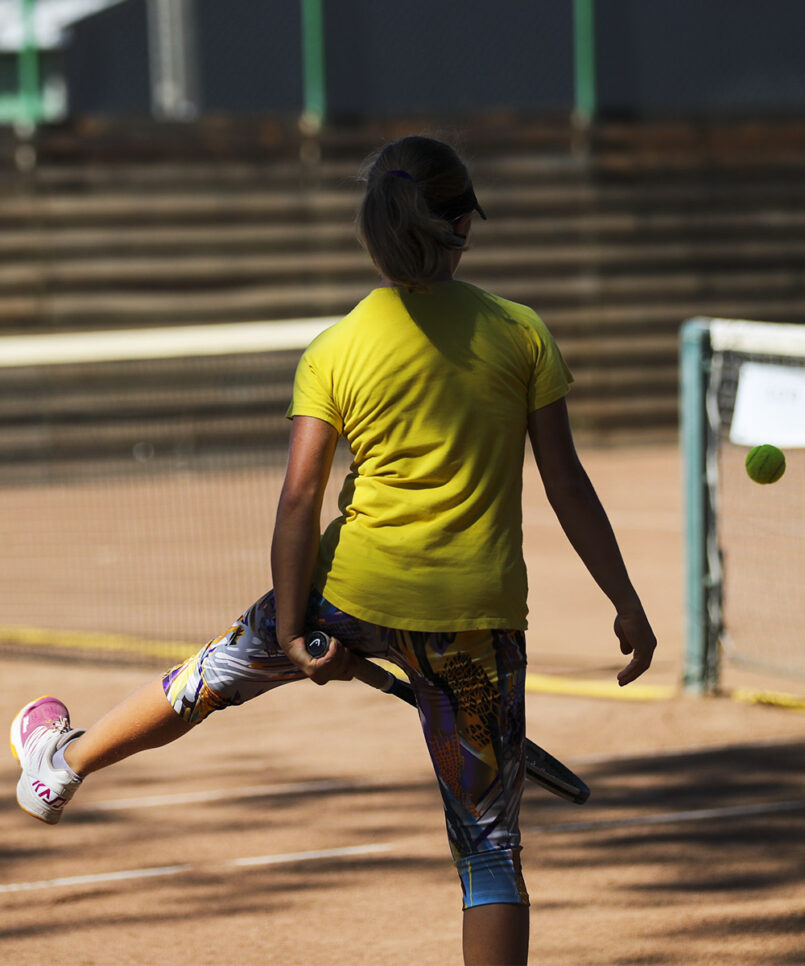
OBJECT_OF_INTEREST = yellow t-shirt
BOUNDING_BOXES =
[288,280,572,631]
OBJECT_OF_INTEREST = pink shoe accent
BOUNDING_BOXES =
[11,696,71,760]
[10,696,83,825]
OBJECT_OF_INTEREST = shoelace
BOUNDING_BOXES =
[33,715,70,740]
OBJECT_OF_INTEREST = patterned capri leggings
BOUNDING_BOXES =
[162,589,529,908]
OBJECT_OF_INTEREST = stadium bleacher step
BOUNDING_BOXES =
[4,240,804,297]
[2,118,805,442]
[3,178,804,229]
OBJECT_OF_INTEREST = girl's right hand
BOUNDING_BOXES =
[282,634,357,686]
[614,610,657,686]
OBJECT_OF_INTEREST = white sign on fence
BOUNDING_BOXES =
[730,362,805,447]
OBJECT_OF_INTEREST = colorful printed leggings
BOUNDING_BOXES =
[163,590,528,908]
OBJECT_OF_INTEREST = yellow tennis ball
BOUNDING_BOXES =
[745,444,786,484]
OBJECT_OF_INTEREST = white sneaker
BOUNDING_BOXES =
[10,696,84,825]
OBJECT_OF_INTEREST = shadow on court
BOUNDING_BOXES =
[520,738,805,964]
[2,649,803,966]
[550,738,805,814]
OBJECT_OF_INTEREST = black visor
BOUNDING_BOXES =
[430,184,487,223]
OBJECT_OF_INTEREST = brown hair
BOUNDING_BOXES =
[356,136,475,292]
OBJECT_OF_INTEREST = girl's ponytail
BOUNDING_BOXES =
[357,137,485,292]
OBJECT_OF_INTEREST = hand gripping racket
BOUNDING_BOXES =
[305,630,590,804]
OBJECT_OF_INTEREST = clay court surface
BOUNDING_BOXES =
[2,442,804,964]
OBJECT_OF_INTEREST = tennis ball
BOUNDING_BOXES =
[745,444,786,484]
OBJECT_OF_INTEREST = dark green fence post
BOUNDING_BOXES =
[18,0,42,125]
[300,0,326,131]
[572,0,596,126]
[680,318,721,694]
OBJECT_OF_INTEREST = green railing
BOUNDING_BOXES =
[679,318,721,694]
[573,0,597,125]
[300,0,326,130]
[299,0,597,129]
[3,0,598,129]
[2,0,43,124]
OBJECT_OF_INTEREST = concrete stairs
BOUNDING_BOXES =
[1,118,804,467]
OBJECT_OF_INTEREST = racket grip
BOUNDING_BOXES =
[304,630,416,704]
[304,629,331,659]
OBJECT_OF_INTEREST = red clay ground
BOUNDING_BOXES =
[2,442,804,964]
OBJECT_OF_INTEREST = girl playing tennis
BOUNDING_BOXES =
[11,136,656,966]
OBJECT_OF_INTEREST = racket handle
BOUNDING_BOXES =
[304,629,331,659]
[303,630,413,701]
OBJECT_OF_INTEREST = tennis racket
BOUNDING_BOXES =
[305,630,590,804]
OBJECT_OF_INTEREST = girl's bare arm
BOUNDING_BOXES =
[527,398,657,685]
[271,415,354,684]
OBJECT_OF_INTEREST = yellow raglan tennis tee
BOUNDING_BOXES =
[287,280,572,631]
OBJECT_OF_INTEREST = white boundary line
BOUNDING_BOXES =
[0,864,193,894]
[230,843,393,868]
[0,843,393,894]
[531,799,805,834]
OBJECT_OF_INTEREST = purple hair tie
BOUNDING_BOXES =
[388,169,414,181]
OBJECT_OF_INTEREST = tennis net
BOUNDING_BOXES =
[681,318,805,691]
[0,318,345,664]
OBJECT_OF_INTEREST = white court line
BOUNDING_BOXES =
[0,864,192,894]
[230,843,393,868]
[86,778,356,811]
[532,799,805,834]
[0,843,393,895]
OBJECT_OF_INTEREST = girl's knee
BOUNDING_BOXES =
[162,617,301,724]
[455,847,529,909]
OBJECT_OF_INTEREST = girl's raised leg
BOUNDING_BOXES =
[64,676,191,777]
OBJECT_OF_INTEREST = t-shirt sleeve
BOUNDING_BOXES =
[286,344,344,434]
[526,315,574,412]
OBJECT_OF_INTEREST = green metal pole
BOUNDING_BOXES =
[18,0,42,125]
[572,0,596,125]
[300,0,326,130]
[680,318,715,694]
